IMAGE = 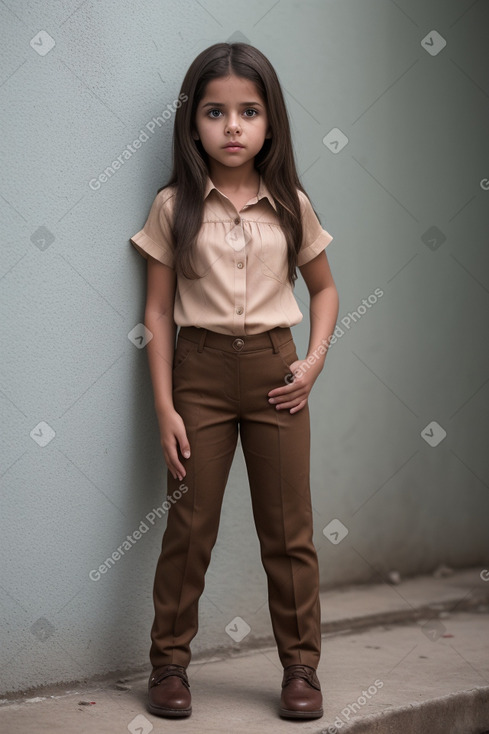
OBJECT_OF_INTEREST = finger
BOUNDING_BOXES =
[268,382,301,399]
[275,392,308,410]
[178,436,191,460]
[165,443,186,481]
[274,397,302,410]
[269,386,303,403]
[268,373,306,396]
[175,431,191,480]
[167,456,185,481]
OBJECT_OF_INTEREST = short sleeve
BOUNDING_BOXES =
[130,189,175,269]
[296,190,333,267]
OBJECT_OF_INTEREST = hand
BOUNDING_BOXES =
[157,408,191,481]
[267,358,322,414]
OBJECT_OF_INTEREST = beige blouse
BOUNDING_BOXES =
[130,175,333,336]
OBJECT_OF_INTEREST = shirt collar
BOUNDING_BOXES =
[204,175,278,213]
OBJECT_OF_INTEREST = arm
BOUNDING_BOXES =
[144,255,191,480]
[267,250,339,414]
[301,249,339,369]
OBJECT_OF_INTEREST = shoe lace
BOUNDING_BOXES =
[282,665,320,690]
[150,664,190,689]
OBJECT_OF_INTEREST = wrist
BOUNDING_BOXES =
[154,400,176,418]
[303,352,326,373]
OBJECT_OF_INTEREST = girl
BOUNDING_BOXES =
[130,42,339,721]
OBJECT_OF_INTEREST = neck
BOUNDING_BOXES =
[207,160,259,192]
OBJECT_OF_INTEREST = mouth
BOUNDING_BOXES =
[223,142,244,149]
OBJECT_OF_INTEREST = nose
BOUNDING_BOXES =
[225,114,241,135]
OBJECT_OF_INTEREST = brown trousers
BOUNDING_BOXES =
[150,325,321,670]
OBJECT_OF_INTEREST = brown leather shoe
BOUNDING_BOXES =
[147,664,192,717]
[279,664,323,719]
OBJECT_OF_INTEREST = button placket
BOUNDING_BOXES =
[234,245,246,312]
[228,218,247,328]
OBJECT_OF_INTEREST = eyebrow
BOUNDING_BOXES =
[200,101,263,108]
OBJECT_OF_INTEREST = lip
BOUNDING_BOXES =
[223,142,244,149]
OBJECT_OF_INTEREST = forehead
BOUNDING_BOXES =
[199,74,264,103]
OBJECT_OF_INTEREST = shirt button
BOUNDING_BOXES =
[236,307,244,315]
[237,261,244,269]
[234,217,240,225]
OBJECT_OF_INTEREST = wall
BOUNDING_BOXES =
[1,0,488,694]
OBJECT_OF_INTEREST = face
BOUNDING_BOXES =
[193,74,271,173]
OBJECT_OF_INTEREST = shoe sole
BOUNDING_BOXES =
[147,703,192,718]
[279,707,323,719]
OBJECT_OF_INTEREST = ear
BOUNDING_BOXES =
[265,126,272,139]
[192,130,200,141]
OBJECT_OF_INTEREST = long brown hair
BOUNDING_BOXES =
[159,42,314,287]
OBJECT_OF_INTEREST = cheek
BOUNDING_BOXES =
[199,123,219,144]
[253,119,269,139]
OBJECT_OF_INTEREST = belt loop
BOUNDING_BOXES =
[197,328,207,353]
[267,327,281,353]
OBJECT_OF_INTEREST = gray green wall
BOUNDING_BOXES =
[1,0,488,694]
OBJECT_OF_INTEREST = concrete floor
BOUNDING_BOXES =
[1,567,489,734]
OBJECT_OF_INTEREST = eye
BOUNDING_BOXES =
[207,109,222,118]
[243,108,258,117]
